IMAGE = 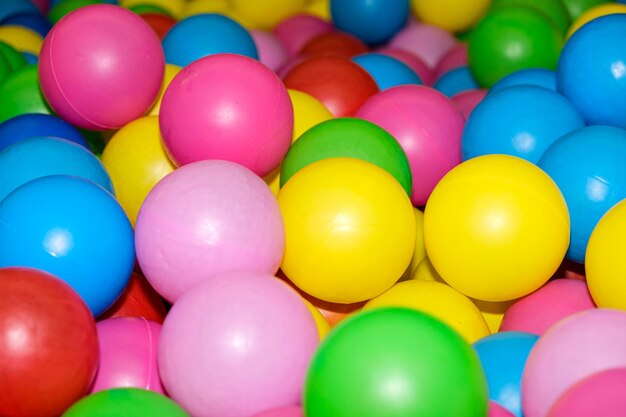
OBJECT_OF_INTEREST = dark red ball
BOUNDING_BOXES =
[300,31,369,58]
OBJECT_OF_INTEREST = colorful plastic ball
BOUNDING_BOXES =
[376,47,434,85]
[492,0,572,35]
[490,68,557,94]
[0,267,98,417]
[280,118,412,195]
[463,86,584,163]
[251,30,288,71]
[39,4,164,130]
[0,176,135,316]
[0,51,15,84]
[403,208,427,277]
[356,85,465,206]
[304,308,488,417]
[561,0,612,20]
[330,0,408,46]
[473,298,515,334]
[0,0,40,22]
[306,0,331,20]
[473,332,539,417]
[424,155,570,302]
[567,3,626,38]
[0,113,87,152]
[0,41,28,72]
[412,0,491,32]
[0,65,52,123]
[491,402,516,417]
[300,31,368,58]
[273,14,333,56]
[558,14,626,129]
[160,54,293,175]
[182,0,231,17]
[522,309,626,417]
[22,52,38,65]
[288,89,333,141]
[147,64,181,116]
[230,0,307,30]
[252,407,302,417]
[0,25,43,55]
[434,43,468,81]
[99,272,167,323]
[303,298,331,339]
[353,53,422,90]
[47,0,101,24]
[469,6,563,87]
[62,388,189,417]
[3,13,52,38]
[390,23,457,69]
[140,13,177,40]
[120,0,185,18]
[159,271,318,417]
[434,66,478,97]
[451,89,487,119]
[284,55,378,117]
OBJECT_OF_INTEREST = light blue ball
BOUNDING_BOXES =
[353,53,422,90]
[434,66,479,97]
[490,68,557,94]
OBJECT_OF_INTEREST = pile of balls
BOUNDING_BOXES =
[1,0,626,416]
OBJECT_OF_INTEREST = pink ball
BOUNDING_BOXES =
[490,402,515,417]
[39,5,164,130]
[135,160,285,302]
[452,89,487,119]
[434,43,468,81]
[356,85,464,206]
[388,23,457,69]
[251,30,289,71]
[500,279,596,335]
[376,47,434,85]
[159,54,294,176]
[159,271,319,417]
[547,369,626,417]
[522,309,626,417]
[91,318,163,394]
[273,14,334,57]
[252,406,303,417]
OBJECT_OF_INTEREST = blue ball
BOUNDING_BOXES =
[162,14,258,67]
[0,137,113,201]
[0,175,134,316]
[490,68,557,94]
[473,332,539,417]
[538,126,626,263]
[434,66,479,97]
[462,85,585,163]
[2,13,52,37]
[0,0,39,22]
[558,14,626,128]
[0,113,88,152]
[352,53,422,90]
[330,0,409,46]
[22,52,37,65]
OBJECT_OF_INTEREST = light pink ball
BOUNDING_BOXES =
[159,54,294,176]
[500,279,596,335]
[452,89,487,119]
[252,406,303,417]
[388,23,457,69]
[376,47,434,85]
[356,85,464,206]
[135,160,285,302]
[434,43,468,81]
[159,272,319,417]
[490,402,515,417]
[273,14,334,56]
[39,5,164,130]
[251,30,289,71]
[522,309,626,417]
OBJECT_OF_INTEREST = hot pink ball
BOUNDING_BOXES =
[39,4,164,130]
[376,47,434,85]
[490,402,515,417]
[389,23,457,69]
[90,318,163,394]
[522,309,626,417]
[273,14,334,57]
[159,54,294,176]
[135,160,285,302]
[251,30,288,71]
[252,406,303,417]
[452,89,487,119]
[547,369,626,417]
[356,85,465,206]
[500,279,596,335]
[159,271,319,417]
[434,43,469,81]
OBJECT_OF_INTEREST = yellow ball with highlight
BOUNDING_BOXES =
[411,0,491,32]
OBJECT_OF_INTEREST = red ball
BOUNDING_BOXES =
[140,13,177,40]
[300,31,369,58]
[0,267,98,417]
[99,272,167,324]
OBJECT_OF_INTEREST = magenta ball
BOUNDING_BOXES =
[376,46,434,85]
[522,309,626,417]
[490,402,515,417]
[135,160,285,302]
[434,43,468,81]
[452,89,487,119]
[251,406,303,417]
[159,271,319,417]
[356,85,464,206]
[159,54,293,176]
[273,14,333,57]
[500,279,596,335]
[39,4,164,130]
[90,318,163,394]
[389,23,457,69]
[251,30,288,71]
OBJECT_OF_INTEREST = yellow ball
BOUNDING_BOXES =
[264,165,281,196]
[120,0,186,18]
[231,0,307,29]
[101,116,176,227]
[405,208,427,276]
[472,298,515,333]
[278,158,416,304]
[288,89,333,143]
[567,3,626,39]
[305,0,331,21]
[183,0,233,18]
[424,155,570,302]
[411,0,492,32]
[148,64,181,117]
[0,26,43,55]
[365,280,490,343]
[411,257,445,283]
[303,299,331,339]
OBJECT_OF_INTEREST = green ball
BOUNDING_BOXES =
[62,389,190,417]
[469,6,563,87]
[0,65,53,123]
[48,0,102,24]
[561,0,612,20]
[0,42,27,73]
[492,0,571,34]
[128,4,174,17]
[280,118,412,196]
[0,53,10,86]
[304,308,488,417]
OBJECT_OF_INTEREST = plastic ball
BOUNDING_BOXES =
[303,298,331,339]
[424,155,570,302]
[0,25,43,55]
[0,65,52,123]
[252,407,302,417]
[304,308,488,417]
[288,89,333,140]
[0,0,40,22]
[182,0,231,17]
[377,47,434,85]
[140,13,177,40]
[120,0,185,18]
[22,52,38,65]
[48,0,102,24]
[404,208,427,277]
[561,0,612,20]
[39,4,164,130]
[0,176,135,316]
[356,85,465,206]
[0,41,28,72]
[434,66,478,97]
[330,0,409,45]
[147,63,181,116]
[489,68,557,94]
[273,14,333,56]
[159,271,318,417]
[353,53,422,90]
[160,54,293,175]
[0,267,98,417]
[0,51,15,84]
[389,23,457,69]
[463,86,584,163]
[567,3,626,38]
[251,30,288,71]
[434,43,468,80]
[491,402,516,417]
[230,0,307,30]
[306,0,331,20]
[412,0,490,32]
[492,0,571,35]
[3,13,52,38]
[99,272,167,323]
[0,113,87,152]
[300,31,368,58]
[473,298,515,334]
[451,89,487,119]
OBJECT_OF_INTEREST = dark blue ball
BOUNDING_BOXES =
[0,113,89,152]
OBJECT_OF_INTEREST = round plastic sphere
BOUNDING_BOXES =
[39,4,164,130]
[452,89,487,119]
[490,68,557,94]
[411,0,491,32]
[288,89,333,141]
[304,308,488,417]
[230,0,307,30]
[47,0,101,24]
[469,6,563,87]
[0,47,14,84]
[557,14,626,129]
[23,52,38,65]
[0,176,135,316]
[561,0,612,20]
[0,113,87,152]
[0,65,52,123]
[160,54,293,175]
[356,85,465,206]
[0,267,98,417]
[100,272,167,323]
[159,271,319,417]
[0,0,40,22]
[120,0,185,18]
[353,53,422,90]
[492,0,571,35]
[474,298,515,334]
[434,43,468,81]
[377,47,434,85]
[404,208,427,276]
[365,280,490,343]
[280,118,412,195]
[273,14,333,56]
[300,31,368,58]
[389,23,457,69]
[567,3,626,38]
[62,388,189,417]
[147,64,181,116]
[547,369,626,417]
[424,155,570,302]
[491,402,516,417]
[251,30,287,71]
[135,160,284,302]
[252,407,302,417]
[463,86,584,163]
[473,332,540,417]
[140,13,177,40]
[522,309,626,417]
[0,25,43,55]
[0,41,28,72]
[3,13,52,38]
[283,55,379,117]
[434,66,478,97]
[278,158,415,304]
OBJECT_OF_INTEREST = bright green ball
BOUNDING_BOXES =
[0,65,53,123]
[62,389,190,417]
[0,42,27,73]
[48,0,102,24]
[492,0,571,34]
[561,0,612,20]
